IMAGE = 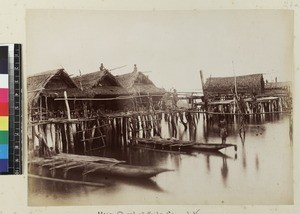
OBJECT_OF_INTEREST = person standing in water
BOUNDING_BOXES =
[219,115,227,144]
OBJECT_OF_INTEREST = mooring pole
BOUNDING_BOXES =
[199,70,208,122]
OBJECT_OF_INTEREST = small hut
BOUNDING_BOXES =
[204,74,265,98]
[27,69,81,121]
[72,69,131,112]
[115,65,166,108]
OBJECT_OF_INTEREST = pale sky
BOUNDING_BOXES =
[26,10,293,91]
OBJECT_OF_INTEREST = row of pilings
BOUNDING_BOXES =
[28,107,288,158]
[28,110,202,157]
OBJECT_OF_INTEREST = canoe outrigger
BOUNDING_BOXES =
[28,153,172,180]
[133,137,237,152]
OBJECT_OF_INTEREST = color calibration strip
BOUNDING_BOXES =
[0,46,9,173]
[0,44,22,174]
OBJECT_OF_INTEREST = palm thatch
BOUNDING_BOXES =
[204,74,264,96]
[115,71,166,95]
[72,70,129,97]
[27,69,79,106]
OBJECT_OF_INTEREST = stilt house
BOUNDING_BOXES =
[204,74,265,99]
[115,65,166,109]
[27,69,81,121]
[72,68,131,112]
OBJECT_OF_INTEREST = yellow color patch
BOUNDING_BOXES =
[0,116,8,130]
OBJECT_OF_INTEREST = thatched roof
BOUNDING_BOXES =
[27,69,79,106]
[72,70,129,96]
[204,74,264,96]
[115,71,166,95]
[73,70,121,88]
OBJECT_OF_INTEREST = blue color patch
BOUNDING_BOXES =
[0,144,8,159]
[0,159,8,172]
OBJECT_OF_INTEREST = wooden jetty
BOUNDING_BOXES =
[134,137,237,152]
[28,153,172,179]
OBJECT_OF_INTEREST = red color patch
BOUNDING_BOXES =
[0,102,8,116]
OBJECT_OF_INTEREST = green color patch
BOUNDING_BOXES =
[0,131,8,144]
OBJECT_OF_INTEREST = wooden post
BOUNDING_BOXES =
[199,70,209,125]
[55,124,61,153]
[96,119,106,148]
[105,119,112,148]
[111,118,115,148]
[64,91,71,119]
[179,111,187,130]
[171,112,177,138]
[123,117,128,147]
[116,117,122,147]
[158,112,162,136]
[64,91,74,153]
[82,121,86,154]
[146,114,152,138]
[39,97,43,121]
[45,96,48,119]
[164,112,168,122]
[132,115,137,142]
[139,114,144,138]
[151,113,157,136]
[199,70,206,98]
[63,123,69,153]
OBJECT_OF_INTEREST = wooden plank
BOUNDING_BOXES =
[75,124,109,133]
[63,163,87,172]
[54,153,125,164]
[28,158,54,164]
[80,135,106,142]
[49,162,79,170]
[42,160,65,167]
[85,146,106,154]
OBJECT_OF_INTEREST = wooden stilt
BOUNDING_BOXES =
[64,91,74,153]
[122,117,128,147]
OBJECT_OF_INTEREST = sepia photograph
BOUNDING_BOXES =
[26,10,293,206]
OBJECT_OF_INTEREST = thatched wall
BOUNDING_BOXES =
[204,74,264,96]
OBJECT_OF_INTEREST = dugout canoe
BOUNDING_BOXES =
[134,137,237,152]
[189,143,237,152]
[28,153,172,179]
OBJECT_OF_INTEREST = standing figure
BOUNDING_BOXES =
[100,63,105,71]
[172,89,178,108]
[219,116,227,144]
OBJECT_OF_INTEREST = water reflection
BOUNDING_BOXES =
[242,142,247,170]
[221,157,228,187]
[29,113,293,205]
[255,154,259,171]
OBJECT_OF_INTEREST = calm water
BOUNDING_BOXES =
[28,114,293,205]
